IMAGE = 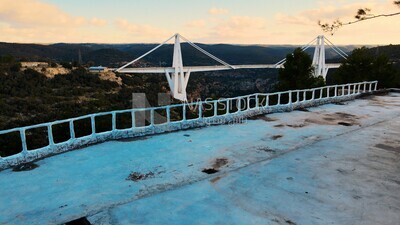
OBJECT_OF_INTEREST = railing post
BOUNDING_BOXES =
[320,88,323,99]
[150,109,155,125]
[288,91,292,106]
[112,112,117,130]
[363,82,366,92]
[369,82,372,92]
[357,83,361,94]
[342,85,345,96]
[266,95,269,107]
[226,99,230,114]
[374,81,378,91]
[353,84,357,94]
[166,106,171,124]
[91,116,96,135]
[198,103,203,119]
[277,93,281,105]
[238,98,242,111]
[311,89,315,100]
[303,91,307,101]
[20,129,28,155]
[48,124,54,146]
[214,101,218,116]
[182,105,186,121]
[334,85,338,97]
[255,94,259,109]
[348,84,351,95]
[69,120,75,139]
[327,87,330,98]
[131,110,136,128]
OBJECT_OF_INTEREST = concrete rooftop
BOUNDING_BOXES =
[1,92,400,225]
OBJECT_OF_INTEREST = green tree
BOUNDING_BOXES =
[276,48,325,91]
[331,47,399,88]
[10,62,21,72]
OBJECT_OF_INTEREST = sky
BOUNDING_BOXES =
[0,0,399,45]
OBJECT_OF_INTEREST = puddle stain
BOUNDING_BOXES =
[272,135,283,140]
[202,158,229,174]
[375,144,400,153]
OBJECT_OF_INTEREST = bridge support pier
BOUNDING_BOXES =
[166,34,191,101]
[312,35,329,79]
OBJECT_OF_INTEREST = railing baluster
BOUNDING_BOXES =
[334,85,338,97]
[255,94,259,109]
[288,91,292,105]
[265,94,269,107]
[277,93,281,105]
[48,124,54,146]
[20,129,28,154]
[374,81,378,91]
[112,112,117,130]
[198,103,203,119]
[150,109,155,125]
[214,101,218,116]
[166,107,171,123]
[327,87,330,98]
[91,116,96,135]
[247,96,251,110]
[226,99,230,114]
[320,88,323,99]
[69,120,75,139]
[238,98,242,111]
[347,84,351,95]
[296,91,300,103]
[131,110,136,128]
[311,89,315,100]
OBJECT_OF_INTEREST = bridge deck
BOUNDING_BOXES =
[116,63,341,73]
[0,93,399,224]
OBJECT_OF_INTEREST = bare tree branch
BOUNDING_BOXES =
[319,1,400,35]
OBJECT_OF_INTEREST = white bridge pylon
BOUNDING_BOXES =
[116,33,348,101]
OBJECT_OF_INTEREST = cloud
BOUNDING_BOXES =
[270,0,400,44]
[185,20,206,28]
[208,7,229,15]
[114,19,170,40]
[205,16,267,43]
[274,1,389,26]
[0,0,116,43]
[0,0,398,45]
[90,18,108,27]
[0,0,87,27]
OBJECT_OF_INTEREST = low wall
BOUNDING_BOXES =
[0,81,378,170]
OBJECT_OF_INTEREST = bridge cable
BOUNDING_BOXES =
[274,37,318,67]
[116,33,177,72]
[178,34,235,69]
[325,42,348,60]
[324,37,348,59]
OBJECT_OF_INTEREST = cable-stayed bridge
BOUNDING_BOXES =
[115,34,348,101]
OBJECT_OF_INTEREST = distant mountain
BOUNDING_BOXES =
[0,42,359,67]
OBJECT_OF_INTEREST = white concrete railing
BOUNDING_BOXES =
[0,81,378,169]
